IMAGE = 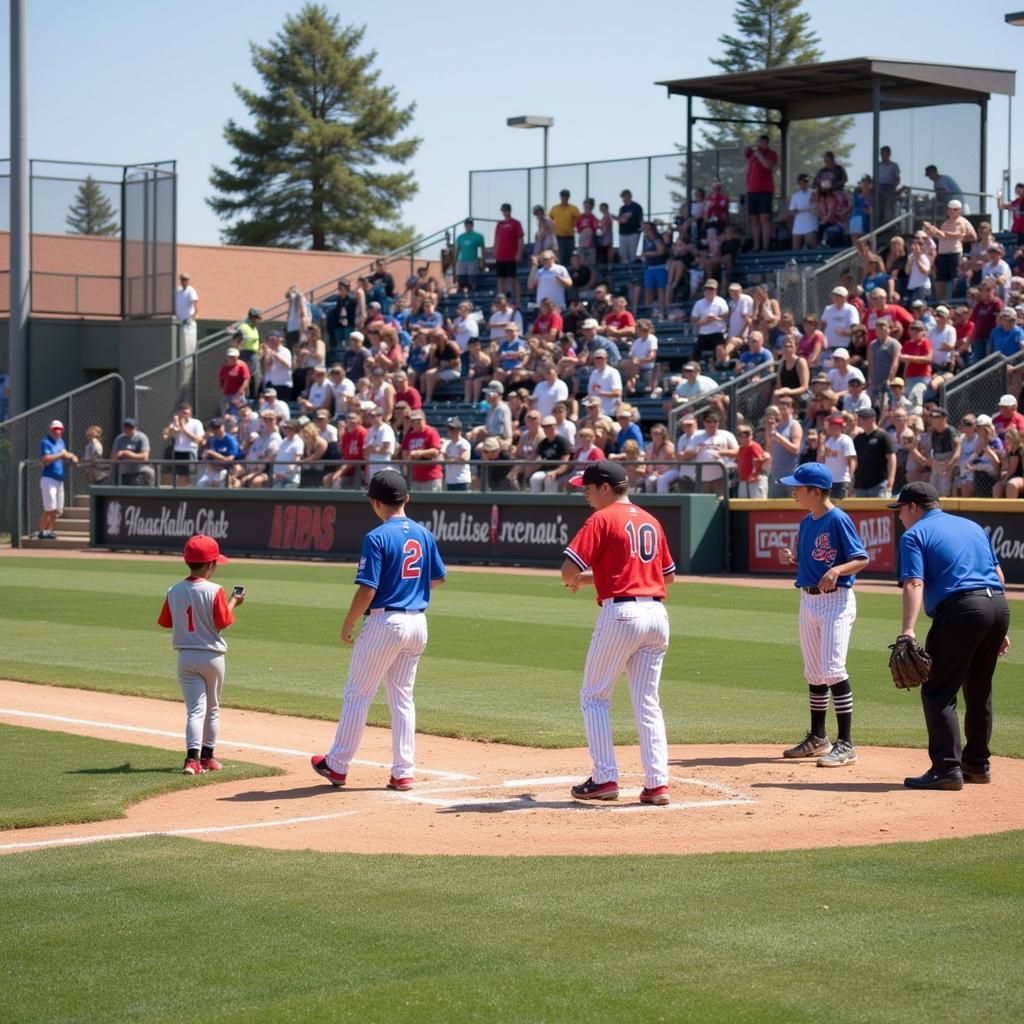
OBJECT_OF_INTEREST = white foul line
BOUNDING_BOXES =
[0,707,474,780]
[0,810,361,852]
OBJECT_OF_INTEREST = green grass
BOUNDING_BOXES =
[1,556,1021,754]
[0,833,1021,1023]
[0,723,281,829]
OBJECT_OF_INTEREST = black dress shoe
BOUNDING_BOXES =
[961,765,992,784]
[904,768,964,791]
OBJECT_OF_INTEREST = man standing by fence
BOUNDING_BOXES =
[37,420,78,540]
[174,272,199,359]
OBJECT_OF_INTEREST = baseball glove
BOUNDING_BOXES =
[888,635,932,689]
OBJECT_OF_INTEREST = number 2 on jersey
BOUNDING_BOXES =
[401,539,423,579]
[625,521,657,562]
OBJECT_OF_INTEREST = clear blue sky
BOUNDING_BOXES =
[1,0,1021,245]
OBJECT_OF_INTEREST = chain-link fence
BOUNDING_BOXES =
[945,352,1022,426]
[0,374,124,544]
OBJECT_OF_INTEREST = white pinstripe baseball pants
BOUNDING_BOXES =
[799,588,857,686]
[327,610,427,778]
[580,599,671,788]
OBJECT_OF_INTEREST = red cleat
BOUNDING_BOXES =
[199,757,222,772]
[311,754,347,787]
[182,759,205,776]
[386,776,414,791]
[570,777,620,801]
[639,785,670,806]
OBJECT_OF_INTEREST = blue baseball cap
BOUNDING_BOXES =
[780,463,833,490]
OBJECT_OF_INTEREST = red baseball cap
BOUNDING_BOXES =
[828,415,845,425]
[182,534,228,565]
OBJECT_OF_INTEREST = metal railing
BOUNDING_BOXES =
[946,350,1024,425]
[667,361,778,438]
[1,374,124,544]
[37,456,733,496]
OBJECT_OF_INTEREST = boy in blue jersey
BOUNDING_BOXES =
[778,463,870,767]
[313,469,446,791]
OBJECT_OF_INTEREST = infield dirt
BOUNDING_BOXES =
[2,679,1022,857]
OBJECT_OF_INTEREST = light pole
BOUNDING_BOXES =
[1004,12,1023,230]
[507,115,554,212]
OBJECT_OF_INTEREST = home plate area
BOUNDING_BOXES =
[400,773,755,813]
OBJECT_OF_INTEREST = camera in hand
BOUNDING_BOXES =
[232,586,246,598]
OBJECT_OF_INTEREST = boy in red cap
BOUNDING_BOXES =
[157,535,244,775]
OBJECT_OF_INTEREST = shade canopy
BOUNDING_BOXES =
[657,57,1014,121]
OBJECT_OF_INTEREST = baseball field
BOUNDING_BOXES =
[1,552,1022,1022]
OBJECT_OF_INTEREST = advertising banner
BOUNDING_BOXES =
[93,492,684,568]
[747,509,896,574]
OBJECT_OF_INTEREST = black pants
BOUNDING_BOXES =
[923,589,1011,772]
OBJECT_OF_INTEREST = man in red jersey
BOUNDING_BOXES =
[493,202,525,305]
[561,459,676,806]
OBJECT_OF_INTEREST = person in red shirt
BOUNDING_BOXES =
[899,321,933,406]
[493,203,525,305]
[575,198,599,269]
[601,294,637,345]
[529,298,564,346]
[744,134,778,251]
[864,288,913,342]
[324,411,368,489]
[561,459,676,806]
[400,409,443,491]
[736,424,769,497]
[391,370,422,410]
[218,347,251,415]
[994,395,1024,436]
[705,180,729,239]
[968,279,1004,364]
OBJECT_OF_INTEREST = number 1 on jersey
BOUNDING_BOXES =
[625,521,657,562]
[401,539,423,579]
[185,605,195,632]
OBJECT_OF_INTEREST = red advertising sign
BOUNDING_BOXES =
[748,510,895,574]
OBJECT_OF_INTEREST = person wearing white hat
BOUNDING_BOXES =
[820,286,859,362]
[921,184,975,302]
[37,420,78,539]
[994,394,1024,436]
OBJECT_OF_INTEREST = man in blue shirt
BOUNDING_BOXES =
[892,482,1011,789]
[988,308,1024,357]
[38,419,79,539]
[313,469,446,792]
[195,418,241,488]
[611,406,644,454]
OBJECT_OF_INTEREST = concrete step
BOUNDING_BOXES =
[62,506,90,522]
[21,535,91,551]
[72,494,91,508]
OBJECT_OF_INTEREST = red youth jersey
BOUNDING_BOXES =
[493,218,524,261]
[564,501,676,604]
[341,426,367,460]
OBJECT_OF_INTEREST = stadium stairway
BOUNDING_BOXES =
[21,493,91,550]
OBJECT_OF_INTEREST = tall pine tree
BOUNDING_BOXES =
[672,0,852,207]
[65,176,118,236]
[208,4,419,251]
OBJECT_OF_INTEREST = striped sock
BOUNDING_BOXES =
[808,684,830,738]
[831,679,853,743]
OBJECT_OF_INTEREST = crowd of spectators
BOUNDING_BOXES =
[131,153,1019,501]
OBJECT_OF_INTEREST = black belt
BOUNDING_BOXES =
[934,587,999,616]
[612,596,663,603]
[802,586,822,595]
[364,606,425,616]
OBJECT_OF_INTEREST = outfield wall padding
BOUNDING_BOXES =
[90,489,725,572]
[729,497,1024,584]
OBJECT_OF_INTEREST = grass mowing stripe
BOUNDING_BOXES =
[1,834,1021,1023]
[0,724,281,830]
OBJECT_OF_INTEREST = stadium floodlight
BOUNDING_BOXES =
[507,116,554,210]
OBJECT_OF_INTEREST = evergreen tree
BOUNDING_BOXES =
[208,4,419,251]
[65,176,118,236]
[671,0,852,208]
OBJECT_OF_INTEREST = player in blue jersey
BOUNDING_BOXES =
[778,462,869,767]
[313,469,446,791]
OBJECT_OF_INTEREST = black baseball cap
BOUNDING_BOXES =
[887,482,940,509]
[570,459,627,488]
[367,469,409,504]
